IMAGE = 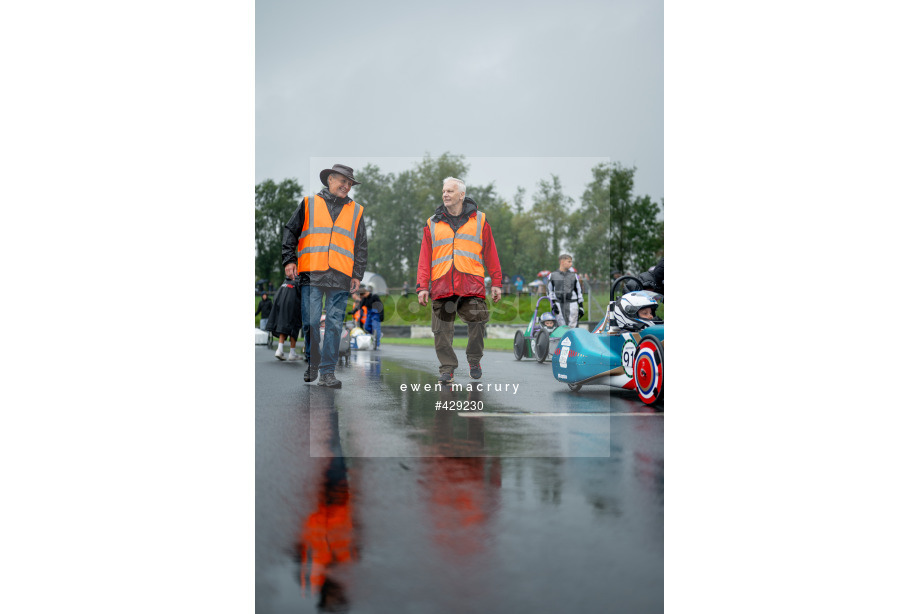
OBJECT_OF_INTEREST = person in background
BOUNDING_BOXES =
[355,285,384,350]
[638,257,664,295]
[256,292,273,330]
[266,276,303,361]
[546,254,584,327]
[348,291,367,331]
[611,258,664,300]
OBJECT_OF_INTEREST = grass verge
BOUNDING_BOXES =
[380,337,514,351]
[258,293,615,328]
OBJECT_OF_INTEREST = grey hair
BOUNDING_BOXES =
[443,176,466,194]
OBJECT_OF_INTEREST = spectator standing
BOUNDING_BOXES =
[355,285,384,350]
[546,254,584,327]
[266,276,303,360]
[638,257,664,294]
[256,292,273,330]
[348,292,366,329]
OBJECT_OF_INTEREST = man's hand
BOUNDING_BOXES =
[350,278,361,294]
[418,290,429,306]
[578,302,585,319]
[551,302,560,315]
[491,286,501,303]
[284,263,297,279]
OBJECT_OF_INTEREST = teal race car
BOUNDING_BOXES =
[551,276,664,404]
[513,296,574,363]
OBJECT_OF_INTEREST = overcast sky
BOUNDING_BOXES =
[256,0,663,208]
[8,4,919,607]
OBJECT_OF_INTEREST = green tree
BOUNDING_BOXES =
[349,164,406,286]
[625,194,664,272]
[255,178,303,287]
[478,195,514,280]
[531,174,574,263]
[495,186,553,279]
[510,209,550,278]
[353,153,473,288]
[569,162,663,278]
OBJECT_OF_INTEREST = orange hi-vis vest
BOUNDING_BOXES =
[297,195,364,277]
[353,305,367,325]
[428,211,486,280]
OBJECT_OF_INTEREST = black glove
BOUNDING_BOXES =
[552,303,560,315]
[578,303,585,319]
[624,278,643,293]
[638,271,662,293]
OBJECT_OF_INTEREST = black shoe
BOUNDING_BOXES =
[303,362,319,383]
[317,372,342,389]
[469,362,482,379]
[438,372,454,384]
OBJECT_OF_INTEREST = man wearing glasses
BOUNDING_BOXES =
[283,164,367,389]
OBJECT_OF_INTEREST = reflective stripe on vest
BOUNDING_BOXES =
[296,195,364,277]
[428,211,485,280]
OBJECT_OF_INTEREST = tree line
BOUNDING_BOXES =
[254,153,663,290]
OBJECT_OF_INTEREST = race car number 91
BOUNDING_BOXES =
[621,339,637,377]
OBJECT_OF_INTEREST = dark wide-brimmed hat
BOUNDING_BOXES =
[320,164,361,187]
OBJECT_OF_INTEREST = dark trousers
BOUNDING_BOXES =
[431,296,490,374]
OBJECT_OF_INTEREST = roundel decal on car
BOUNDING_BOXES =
[621,339,637,377]
[634,339,663,404]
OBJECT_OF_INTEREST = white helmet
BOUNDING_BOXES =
[611,291,662,331]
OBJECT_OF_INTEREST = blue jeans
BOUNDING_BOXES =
[301,285,349,374]
[365,309,381,347]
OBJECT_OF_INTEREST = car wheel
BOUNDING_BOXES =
[634,335,664,404]
[513,330,524,361]
[567,383,582,392]
[534,329,550,363]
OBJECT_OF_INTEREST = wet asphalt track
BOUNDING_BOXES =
[255,342,663,613]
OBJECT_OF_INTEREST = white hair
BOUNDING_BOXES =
[443,176,466,194]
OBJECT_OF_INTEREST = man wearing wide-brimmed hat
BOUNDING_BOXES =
[283,164,367,389]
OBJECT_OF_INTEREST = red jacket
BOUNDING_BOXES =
[416,199,503,300]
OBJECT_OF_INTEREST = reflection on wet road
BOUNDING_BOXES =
[256,345,663,613]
